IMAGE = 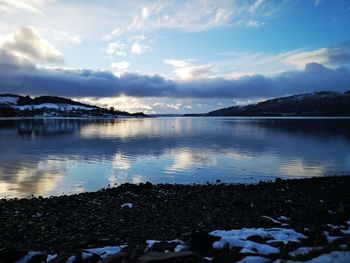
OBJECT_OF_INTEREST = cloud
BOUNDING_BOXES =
[248,0,265,13]
[131,42,150,55]
[111,61,130,76]
[105,0,284,38]
[0,46,349,100]
[314,0,322,6]
[0,49,35,71]
[0,0,45,14]
[283,42,350,68]
[105,35,152,58]
[216,42,350,78]
[1,26,63,63]
[52,30,82,46]
[111,61,130,71]
[164,59,193,68]
[105,41,127,57]
[246,20,264,28]
[164,59,215,79]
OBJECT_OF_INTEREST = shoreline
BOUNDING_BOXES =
[1,175,350,262]
[1,116,350,120]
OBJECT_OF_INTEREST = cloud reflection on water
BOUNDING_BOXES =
[0,118,349,197]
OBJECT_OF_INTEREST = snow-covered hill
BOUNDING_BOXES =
[0,94,148,118]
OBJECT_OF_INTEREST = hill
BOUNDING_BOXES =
[0,94,148,118]
[207,91,350,117]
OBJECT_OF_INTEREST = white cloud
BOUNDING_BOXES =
[111,61,130,70]
[283,48,329,68]
[106,35,152,58]
[53,30,82,46]
[106,41,127,57]
[216,42,350,79]
[105,0,283,38]
[0,0,46,14]
[111,61,130,76]
[246,20,264,28]
[0,26,63,63]
[166,103,182,110]
[164,59,215,79]
[131,42,149,55]
[164,59,193,68]
[248,0,265,13]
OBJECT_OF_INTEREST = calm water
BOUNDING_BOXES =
[0,117,350,198]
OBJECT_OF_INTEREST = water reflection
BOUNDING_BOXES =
[0,118,349,197]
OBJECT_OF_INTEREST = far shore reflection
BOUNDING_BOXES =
[0,117,350,198]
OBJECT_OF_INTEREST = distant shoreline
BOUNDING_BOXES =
[0,116,151,120]
[1,116,350,120]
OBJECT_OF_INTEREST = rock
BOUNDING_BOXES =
[27,253,47,263]
[212,247,242,263]
[189,233,220,254]
[149,241,175,252]
[100,252,127,263]
[246,235,266,244]
[136,251,199,263]
[0,249,28,262]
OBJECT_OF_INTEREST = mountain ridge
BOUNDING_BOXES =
[206,90,350,117]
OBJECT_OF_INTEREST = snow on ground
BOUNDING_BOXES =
[303,251,350,263]
[121,203,133,209]
[262,215,282,224]
[238,256,270,263]
[146,239,185,249]
[15,103,95,111]
[323,231,343,244]
[15,252,41,263]
[84,245,125,259]
[12,223,350,263]
[288,247,323,257]
[211,228,306,255]
[0,96,19,105]
[210,228,306,255]
[174,244,186,252]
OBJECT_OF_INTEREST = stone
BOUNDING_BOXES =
[136,251,199,263]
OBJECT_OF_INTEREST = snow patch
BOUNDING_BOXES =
[304,251,350,263]
[146,240,160,248]
[237,256,270,263]
[66,256,75,263]
[146,239,185,249]
[288,247,323,257]
[15,103,95,111]
[15,252,42,263]
[84,246,124,259]
[47,254,57,261]
[277,216,289,221]
[262,215,282,224]
[121,203,133,209]
[0,96,18,105]
[323,231,343,244]
[174,244,186,252]
[210,228,306,255]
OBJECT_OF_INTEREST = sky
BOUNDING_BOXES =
[0,0,350,114]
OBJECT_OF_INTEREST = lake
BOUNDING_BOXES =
[0,117,350,198]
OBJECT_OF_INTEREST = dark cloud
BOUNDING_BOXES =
[0,49,349,99]
[327,41,350,66]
